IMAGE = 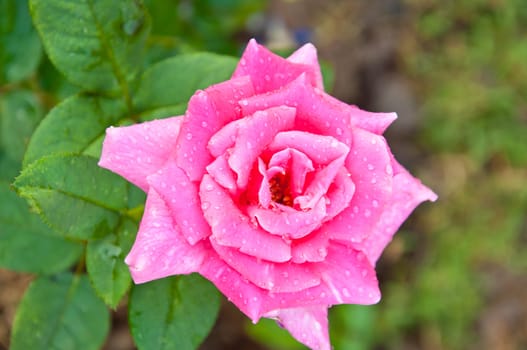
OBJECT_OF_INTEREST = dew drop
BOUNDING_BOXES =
[201,121,208,127]
[336,127,343,135]
[367,163,375,171]
[186,133,193,140]
[372,200,379,208]
[205,183,214,191]
[201,201,210,210]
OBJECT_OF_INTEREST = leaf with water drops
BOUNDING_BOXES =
[133,53,238,113]
[129,274,220,350]
[29,0,150,94]
[14,154,128,240]
[23,94,127,168]
[86,217,137,308]
[10,273,109,350]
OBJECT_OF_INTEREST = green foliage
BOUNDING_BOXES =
[0,182,82,274]
[10,273,110,350]
[29,0,151,96]
[15,154,129,239]
[2,0,252,348]
[129,274,220,350]
[0,0,42,84]
[86,218,137,308]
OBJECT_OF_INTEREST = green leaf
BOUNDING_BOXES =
[129,274,220,350]
[86,218,137,308]
[23,94,126,167]
[0,151,19,181]
[10,273,110,350]
[0,90,44,162]
[0,181,82,274]
[14,154,128,240]
[134,53,237,112]
[29,0,150,95]
[0,0,42,84]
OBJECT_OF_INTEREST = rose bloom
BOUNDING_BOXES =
[99,39,436,349]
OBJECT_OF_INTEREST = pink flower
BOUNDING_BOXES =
[99,39,437,350]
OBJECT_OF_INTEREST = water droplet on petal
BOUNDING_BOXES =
[336,127,343,135]
[201,201,210,210]
[186,133,193,140]
[367,163,375,171]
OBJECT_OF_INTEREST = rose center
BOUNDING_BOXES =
[269,174,293,206]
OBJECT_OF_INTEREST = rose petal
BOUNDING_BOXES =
[228,106,296,188]
[324,168,356,220]
[199,253,266,322]
[287,43,324,90]
[206,154,237,192]
[353,163,438,264]
[349,106,398,134]
[295,152,348,210]
[125,188,206,283]
[232,39,321,93]
[265,243,380,311]
[240,74,353,145]
[98,117,182,192]
[176,76,254,181]
[248,197,326,239]
[327,128,393,243]
[291,229,330,263]
[268,130,349,165]
[148,162,211,245]
[264,306,330,350]
[210,241,320,293]
[267,148,314,195]
[199,175,292,262]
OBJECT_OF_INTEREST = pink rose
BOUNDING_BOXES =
[99,39,437,350]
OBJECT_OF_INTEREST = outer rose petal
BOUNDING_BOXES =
[264,306,330,350]
[125,189,206,283]
[148,162,211,245]
[98,117,182,192]
[327,128,393,244]
[210,242,320,293]
[232,39,322,93]
[353,164,438,264]
[176,76,254,181]
[287,43,324,90]
[199,175,292,262]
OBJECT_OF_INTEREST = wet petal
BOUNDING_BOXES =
[353,163,437,264]
[287,43,324,90]
[324,168,356,220]
[210,242,320,293]
[267,148,314,195]
[328,129,393,243]
[295,152,348,210]
[125,189,206,283]
[99,117,182,192]
[200,253,266,322]
[148,162,211,245]
[206,154,237,192]
[264,306,330,350]
[176,76,254,181]
[240,74,353,145]
[291,229,330,263]
[228,106,296,188]
[232,39,321,93]
[262,243,380,312]
[268,130,349,165]
[199,175,291,262]
[248,198,326,239]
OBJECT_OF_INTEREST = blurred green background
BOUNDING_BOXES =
[1,1,526,349]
